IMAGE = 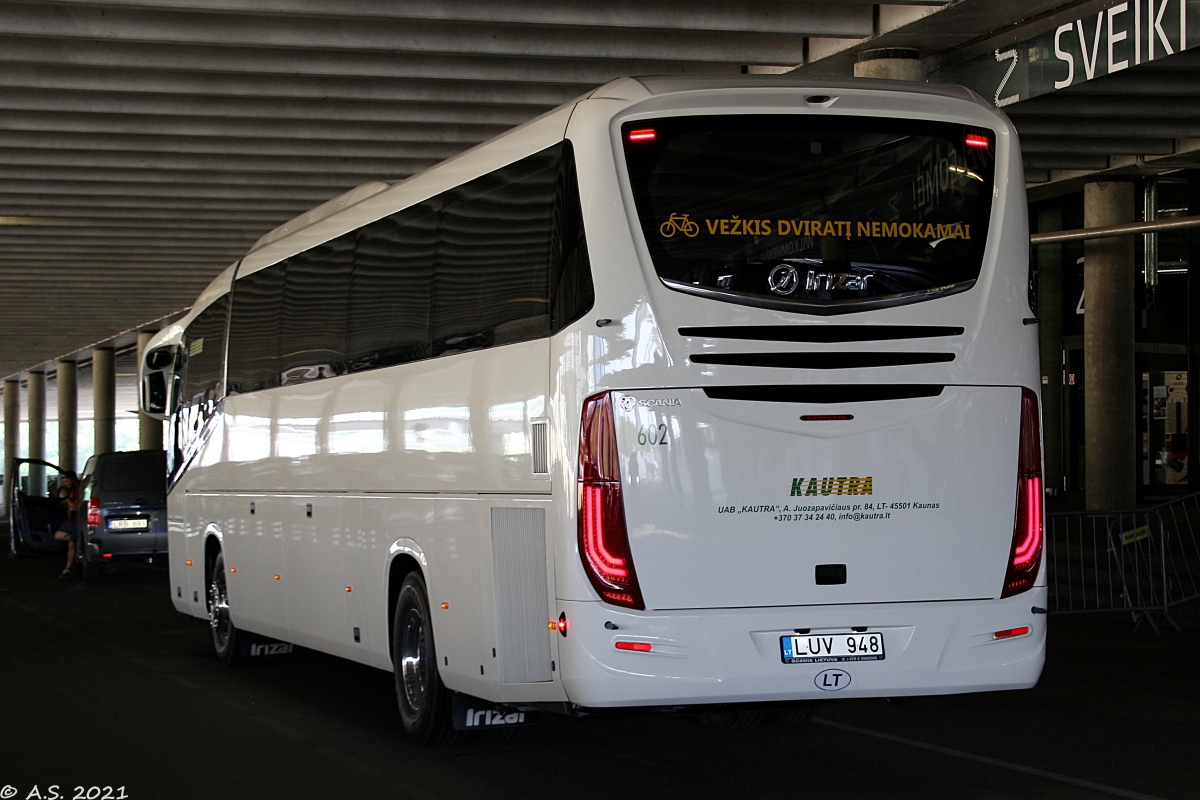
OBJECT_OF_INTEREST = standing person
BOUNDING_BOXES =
[52,473,81,578]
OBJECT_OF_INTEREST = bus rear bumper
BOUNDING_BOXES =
[556,589,1047,708]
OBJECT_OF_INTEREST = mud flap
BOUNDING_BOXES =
[451,692,539,731]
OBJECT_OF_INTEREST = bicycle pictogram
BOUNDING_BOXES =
[659,213,700,238]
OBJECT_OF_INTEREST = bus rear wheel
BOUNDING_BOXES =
[209,551,241,666]
[393,572,458,746]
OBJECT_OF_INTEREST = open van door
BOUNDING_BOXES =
[9,458,73,557]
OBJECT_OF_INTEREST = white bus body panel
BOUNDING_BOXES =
[612,386,1019,609]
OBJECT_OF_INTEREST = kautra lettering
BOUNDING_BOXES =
[790,477,873,496]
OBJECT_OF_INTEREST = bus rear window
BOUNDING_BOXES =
[622,115,996,314]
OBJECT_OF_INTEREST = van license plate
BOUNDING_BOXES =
[109,518,149,531]
[781,632,885,664]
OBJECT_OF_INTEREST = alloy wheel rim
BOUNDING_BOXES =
[210,569,231,646]
[400,606,427,712]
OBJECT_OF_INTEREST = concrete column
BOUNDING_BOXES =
[3,379,19,511]
[93,347,116,457]
[27,371,45,496]
[853,47,923,81]
[137,331,163,451]
[1037,206,1065,496]
[57,360,77,474]
[1084,181,1136,510]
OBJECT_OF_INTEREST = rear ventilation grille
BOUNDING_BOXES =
[691,352,954,369]
[491,508,552,684]
[704,385,944,404]
[530,420,549,475]
[680,325,964,343]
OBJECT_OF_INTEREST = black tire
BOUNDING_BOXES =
[392,572,458,746]
[697,708,766,730]
[763,703,813,728]
[209,551,241,666]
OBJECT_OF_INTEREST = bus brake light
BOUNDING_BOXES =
[627,128,656,142]
[965,133,990,148]
[1001,388,1043,598]
[578,392,645,610]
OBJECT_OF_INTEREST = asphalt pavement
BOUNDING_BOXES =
[1,544,1195,800]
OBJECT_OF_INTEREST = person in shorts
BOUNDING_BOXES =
[52,474,81,578]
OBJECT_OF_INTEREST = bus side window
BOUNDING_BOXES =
[347,199,437,373]
[172,295,229,480]
[432,144,562,356]
[280,236,353,385]
[550,141,595,333]
[228,263,286,394]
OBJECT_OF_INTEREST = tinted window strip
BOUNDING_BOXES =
[704,385,944,404]
[690,352,954,369]
[679,325,964,343]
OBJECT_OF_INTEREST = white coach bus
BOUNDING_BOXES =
[141,76,1045,744]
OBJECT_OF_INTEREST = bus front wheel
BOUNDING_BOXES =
[392,572,458,746]
[209,551,242,666]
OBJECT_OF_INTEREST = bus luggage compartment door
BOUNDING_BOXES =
[609,386,1022,610]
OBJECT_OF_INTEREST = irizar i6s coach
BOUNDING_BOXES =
[141,76,1045,745]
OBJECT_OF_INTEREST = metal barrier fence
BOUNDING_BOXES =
[1046,492,1200,632]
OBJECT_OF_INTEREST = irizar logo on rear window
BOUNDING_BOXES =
[791,477,873,496]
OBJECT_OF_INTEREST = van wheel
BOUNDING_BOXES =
[209,551,241,666]
[393,572,458,746]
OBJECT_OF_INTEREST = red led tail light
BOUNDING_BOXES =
[1001,388,1043,598]
[578,393,645,610]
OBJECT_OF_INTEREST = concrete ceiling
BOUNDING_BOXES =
[3,0,954,380]
[7,0,1193,382]
[795,0,1200,197]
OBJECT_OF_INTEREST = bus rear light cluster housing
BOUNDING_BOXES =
[578,392,645,610]
[1001,388,1043,598]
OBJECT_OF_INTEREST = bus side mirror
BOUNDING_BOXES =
[141,345,180,419]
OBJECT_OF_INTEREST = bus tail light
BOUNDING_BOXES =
[1001,388,1043,598]
[87,496,101,527]
[578,392,645,611]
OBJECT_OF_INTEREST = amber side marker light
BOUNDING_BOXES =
[994,626,1030,639]
[345,586,353,593]
[274,574,281,581]
[441,602,449,610]
[230,567,236,573]
[615,641,652,652]
[185,560,193,566]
